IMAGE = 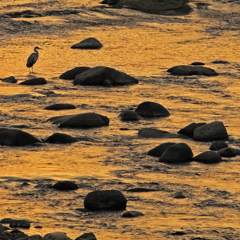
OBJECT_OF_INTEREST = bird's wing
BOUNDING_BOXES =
[26,53,37,67]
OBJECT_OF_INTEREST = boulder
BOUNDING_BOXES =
[147,142,175,157]
[46,133,79,144]
[75,233,97,240]
[210,140,228,150]
[20,78,47,85]
[59,67,91,80]
[178,122,206,137]
[193,121,228,141]
[44,104,76,110]
[84,190,127,211]
[0,129,41,146]
[193,151,222,164]
[138,128,168,138]
[2,76,17,83]
[43,232,71,240]
[217,147,236,158]
[52,181,79,191]
[71,38,103,49]
[122,211,144,218]
[47,112,109,128]
[9,220,30,229]
[159,143,193,164]
[135,101,170,118]
[119,110,141,121]
[74,66,138,86]
[167,65,218,76]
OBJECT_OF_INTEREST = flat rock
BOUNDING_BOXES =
[159,143,193,164]
[126,187,157,192]
[167,65,218,76]
[20,78,47,85]
[210,140,228,150]
[74,66,138,86]
[75,233,97,240]
[52,181,79,191]
[135,101,170,118]
[193,121,228,141]
[84,190,127,211]
[178,122,206,137]
[147,142,175,157]
[2,76,17,83]
[44,104,76,110]
[217,147,236,157]
[193,151,222,164]
[71,38,103,49]
[119,110,141,121]
[191,62,205,65]
[138,128,168,138]
[43,232,71,240]
[59,67,91,80]
[9,220,30,229]
[122,211,144,218]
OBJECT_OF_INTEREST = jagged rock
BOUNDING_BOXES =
[44,104,76,110]
[84,190,127,211]
[59,67,91,80]
[122,211,144,218]
[2,76,17,83]
[71,38,103,49]
[43,232,71,240]
[75,233,97,240]
[20,78,47,85]
[178,122,206,137]
[135,101,170,118]
[138,128,168,138]
[193,151,222,164]
[46,133,79,144]
[217,147,237,158]
[52,181,79,191]
[119,110,141,121]
[210,140,228,150]
[147,142,175,157]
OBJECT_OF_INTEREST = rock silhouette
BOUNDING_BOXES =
[59,67,90,80]
[71,38,103,49]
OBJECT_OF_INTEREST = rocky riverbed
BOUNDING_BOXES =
[0,0,240,239]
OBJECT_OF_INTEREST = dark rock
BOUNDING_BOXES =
[47,112,109,128]
[119,110,141,121]
[100,0,119,5]
[147,142,175,157]
[59,67,91,80]
[167,65,218,76]
[44,104,76,110]
[46,133,79,144]
[17,235,43,240]
[217,147,236,158]
[178,122,206,137]
[212,60,230,64]
[6,10,42,18]
[122,211,144,218]
[84,190,127,211]
[159,143,193,164]
[75,232,97,240]
[193,121,228,141]
[45,10,79,16]
[52,181,79,191]
[0,129,41,146]
[173,191,186,198]
[74,66,138,86]
[9,229,28,239]
[2,76,17,83]
[210,140,228,150]
[126,188,157,192]
[43,232,71,240]
[138,128,168,138]
[71,38,103,49]
[1,218,14,224]
[20,78,47,85]
[135,101,170,118]
[171,231,187,236]
[193,151,222,164]
[10,220,30,229]
[191,62,205,65]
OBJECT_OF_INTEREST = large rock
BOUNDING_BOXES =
[45,133,79,144]
[135,101,170,118]
[43,232,71,240]
[74,66,138,86]
[44,104,76,111]
[147,142,175,157]
[20,78,47,85]
[71,38,103,49]
[59,67,91,80]
[47,113,109,128]
[167,65,218,76]
[84,190,127,211]
[159,143,193,164]
[178,122,206,137]
[193,121,228,141]
[193,151,222,164]
[0,128,41,146]
[138,128,168,138]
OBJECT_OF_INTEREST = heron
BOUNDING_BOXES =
[26,46,42,73]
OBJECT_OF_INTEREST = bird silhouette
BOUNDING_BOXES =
[26,46,42,73]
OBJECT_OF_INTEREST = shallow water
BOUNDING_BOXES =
[0,0,240,239]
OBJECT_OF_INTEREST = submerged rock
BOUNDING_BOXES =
[44,104,76,111]
[45,133,79,144]
[71,38,103,49]
[193,151,222,164]
[59,67,91,80]
[84,190,127,211]
[147,142,175,157]
[119,110,141,121]
[138,128,168,138]
[2,76,17,83]
[52,181,79,191]
[122,211,144,218]
[9,220,30,229]
[20,78,47,85]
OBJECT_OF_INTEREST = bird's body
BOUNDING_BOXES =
[26,46,42,73]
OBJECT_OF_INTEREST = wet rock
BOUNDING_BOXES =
[44,104,76,110]
[20,78,47,85]
[138,128,168,138]
[210,140,228,150]
[6,10,42,18]
[45,10,79,16]
[0,218,14,224]
[147,142,175,157]
[217,147,236,157]
[74,66,138,86]
[43,232,71,240]
[52,181,79,191]
[193,121,228,141]
[2,76,17,83]
[47,112,109,128]
[171,231,187,236]
[71,38,103,49]
[135,101,170,118]
[119,110,141,121]
[193,151,222,164]
[46,133,79,144]
[178,122,206,137]
[212,60,230,64]
[159,143,193,164]
[167,65,218,76]
[0,129,41,146]
[75,232,97,240]
[9,229,28,239]
[173,191,186,198]
[10,220,30,229]
[191,62,205,65]
[84,190,127,211]
[59,67,91,80]
[17,235,43,240]
[126,187,157,192]
[122,211,144,218]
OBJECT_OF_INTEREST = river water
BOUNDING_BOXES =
[0,0,240,239]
